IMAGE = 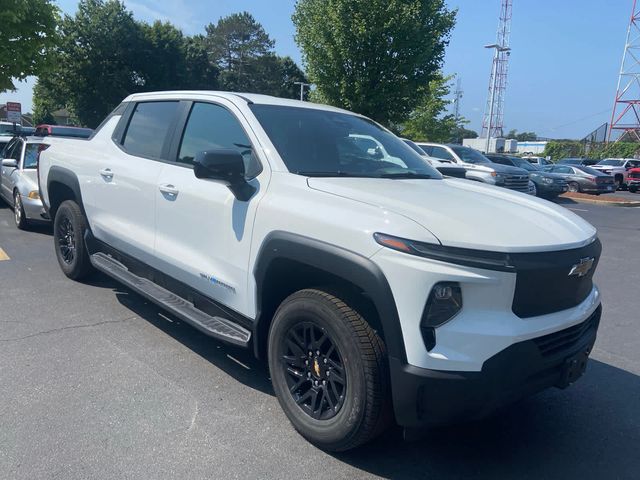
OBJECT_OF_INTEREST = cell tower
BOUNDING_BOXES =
[481,0,513,146]
[608,0,640,142]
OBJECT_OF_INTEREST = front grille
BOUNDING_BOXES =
[511,239,601,318]
[533,307,600,357]
[504,174,530,192]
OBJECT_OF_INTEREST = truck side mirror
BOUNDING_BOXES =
[2,158,18,168]
[193,149,256,201]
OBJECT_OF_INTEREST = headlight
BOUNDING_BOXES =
[542,177,553,184]
[373,232,514,272]
[491,172,505,184]
[27,190,40,199]
[421,282,463,350]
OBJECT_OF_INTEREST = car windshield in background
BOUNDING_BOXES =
[23,143,41,168]
[559,158,583,165]
[402,139,427,156]
[249,105,440,179]
[509,157,538,171]
[597,159,624,166]
[449,146,491,164]
[576,165,607,176]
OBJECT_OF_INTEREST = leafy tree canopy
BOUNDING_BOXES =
[293,0,456,125]
[0,0,59,92]
[506,129,537,141]
[400,74,467,143]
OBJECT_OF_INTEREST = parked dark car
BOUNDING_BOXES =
[557,157,599,166]
[485,154,568,199]
[542,164,615,194]
[628,167,640,193]
[34,124,93,139]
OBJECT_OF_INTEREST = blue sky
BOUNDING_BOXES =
[0,0,631,139]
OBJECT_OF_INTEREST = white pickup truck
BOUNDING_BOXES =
[38,91,602,451]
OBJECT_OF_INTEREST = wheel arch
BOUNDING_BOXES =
[46,166,86,219]
[252,231,406,363]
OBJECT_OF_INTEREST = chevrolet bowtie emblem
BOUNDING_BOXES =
[569,257,595,277]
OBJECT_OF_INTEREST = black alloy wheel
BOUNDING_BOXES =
[282,322,347,420]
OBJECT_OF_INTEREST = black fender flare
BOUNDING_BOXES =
[252,231,407,363]
[45,166,86,218]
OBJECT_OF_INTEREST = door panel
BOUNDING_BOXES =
[154,101,267,315]
[87,101,179,263]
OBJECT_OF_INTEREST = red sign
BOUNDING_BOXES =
[5,101,21,123]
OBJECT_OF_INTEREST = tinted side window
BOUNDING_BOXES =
[556,166,572,174]
[419,145,433,155]
[430,146,454,161]
[177,102,261,178]
[123,101,179,159]
[6,139,23,161]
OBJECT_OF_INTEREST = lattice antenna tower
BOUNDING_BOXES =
[481,0,513,139]
[608,0,640,142]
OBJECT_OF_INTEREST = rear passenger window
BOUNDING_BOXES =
[177,102,261,178]
[123,101,179,159]
[430,146,454,161]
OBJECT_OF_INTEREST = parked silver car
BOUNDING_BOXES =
[1,136,50,229]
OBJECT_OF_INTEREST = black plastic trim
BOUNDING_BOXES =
[84,232,254,332]
[391,305,601,427]
[45,166,86,218]
[253,231,406,362]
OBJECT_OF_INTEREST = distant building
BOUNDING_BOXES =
[516,141,547,155]
[462,137,517,154]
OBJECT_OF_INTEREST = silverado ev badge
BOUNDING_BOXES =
[569,257,595,278]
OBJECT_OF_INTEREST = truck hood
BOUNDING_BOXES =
[307,177,596,252]
[468,162,528,175]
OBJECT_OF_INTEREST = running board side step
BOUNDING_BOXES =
[90,252,251,347]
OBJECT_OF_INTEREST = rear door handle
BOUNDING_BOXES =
[159,184,179,196]
[99,168,113,179]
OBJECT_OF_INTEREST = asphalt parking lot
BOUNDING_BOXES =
[0,199,638,480]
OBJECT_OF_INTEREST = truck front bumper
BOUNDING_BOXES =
[390,304,601,428]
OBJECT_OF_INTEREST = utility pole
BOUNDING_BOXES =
[481,0,513,153]
[608,0,640,142]
[452,78,463,142]
[294,81,311,101]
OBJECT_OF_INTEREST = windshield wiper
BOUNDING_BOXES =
[295,171,372,177]
[378,172,433,179]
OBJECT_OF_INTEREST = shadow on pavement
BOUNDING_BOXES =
[90,273,639,479]
[110,281,274,396]
[336,359,640,479]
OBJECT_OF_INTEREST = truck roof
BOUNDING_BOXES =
[122,90,356,116]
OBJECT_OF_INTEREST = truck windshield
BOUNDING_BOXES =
[449,146,491,164]
[249,105,440,179]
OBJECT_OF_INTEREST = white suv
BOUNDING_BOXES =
[38,92,602,451]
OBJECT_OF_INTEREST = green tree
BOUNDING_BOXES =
[293,0,455,125]
[140,22,218,91]
[0,0,59,92]
[400,74,459,142]
[51,0,146,127]
[205,12,275,91]
[506,129,537,141]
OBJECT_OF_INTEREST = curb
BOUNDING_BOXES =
[559,194,640,208]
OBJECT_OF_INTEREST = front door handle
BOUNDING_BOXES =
[159,184,179,196]
[99,168,113,179]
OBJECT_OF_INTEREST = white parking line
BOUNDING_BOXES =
[568,207,589,212]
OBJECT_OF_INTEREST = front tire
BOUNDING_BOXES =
[13,191,27,230]
[268,289,390,451]
[568,181,580,193]
[53,200,93,280]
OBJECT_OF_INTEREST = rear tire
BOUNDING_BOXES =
[630,185,638,193]
[268,289,391,452]
[13,191,27,230]
[53,200,93,280]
